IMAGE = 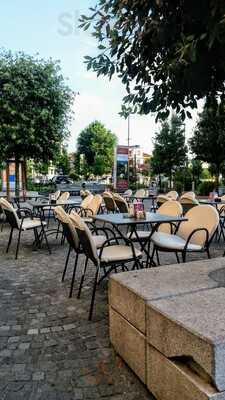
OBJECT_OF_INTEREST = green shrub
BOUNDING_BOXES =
[197,181,215,196]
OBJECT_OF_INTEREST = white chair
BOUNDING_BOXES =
[150,205,219,264]
[70,212,142,320]
[0,198,50,259]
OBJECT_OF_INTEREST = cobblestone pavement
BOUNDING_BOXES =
[0,219,224,400]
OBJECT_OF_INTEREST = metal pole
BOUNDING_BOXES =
[127,115,130,187]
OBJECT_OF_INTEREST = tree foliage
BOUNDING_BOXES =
[151,114,187,185]
[189,97,225,188]
[80,0,225,120]
[0,51,74,191]
[76,121,117,177]
[56,147,71,175]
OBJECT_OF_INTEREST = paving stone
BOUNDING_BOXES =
[27,329,39,335]
[32,371,45,381]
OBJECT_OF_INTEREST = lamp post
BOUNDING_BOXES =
[127,114,130,187]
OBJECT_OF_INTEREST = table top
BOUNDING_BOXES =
[94,212,187,226]
[0,193,44,200]
[123,195,156,200]
[27,199,81,208]
[199,199,225,205]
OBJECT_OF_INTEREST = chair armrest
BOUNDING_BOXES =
[17,207,33,218]
[90,226,116,240]
[183,227,209,252]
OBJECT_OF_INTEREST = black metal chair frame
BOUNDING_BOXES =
[150,226,213,265]
[3,207,51,259]
[75,226,143,320]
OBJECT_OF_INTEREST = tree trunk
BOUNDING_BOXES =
[15,156,20,197]
[21,159,27,197]
[215,168,220,193]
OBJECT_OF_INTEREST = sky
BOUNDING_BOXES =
[0,0,200,154]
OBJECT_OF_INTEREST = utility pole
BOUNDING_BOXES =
[127,114,130,187]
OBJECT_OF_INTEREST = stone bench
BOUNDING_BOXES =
[109,257,225,400]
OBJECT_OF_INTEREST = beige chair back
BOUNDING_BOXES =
[103,192,117,212]
[70,212,99,264]
[134,189,146,197]
[81,194,94,208]
[180,191,195,201]
[167,191,178,200]
[113,193,129,213]
[54,206,79,249]
[86,194,102,216]
[156,194,169,206]
[57,192,70,203]
[177,205,219,246]
[157,200,183,233]
[53,190,61,200]
[0,198,20,229]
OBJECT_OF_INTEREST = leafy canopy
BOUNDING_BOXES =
[189,97,225,180]
[77,121,117,177]
[151,114,187,180]
[80,0,225,120]
[0,51,74,163]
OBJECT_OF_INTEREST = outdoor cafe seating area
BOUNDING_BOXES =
[0,188,224,320]
[1,188,225,399]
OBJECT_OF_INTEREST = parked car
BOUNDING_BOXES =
[51,175,73,185]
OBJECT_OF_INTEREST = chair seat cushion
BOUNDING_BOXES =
[21,218,46,230]
[127,230,150,240]
[82,217,93,223]
[99,245,142,263]
[151,231,202,251]
[92,235,106,248]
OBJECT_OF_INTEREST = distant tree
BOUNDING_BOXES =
[80,0,225,120]
[56,147,71,175]
[77,121,117,178]
[190,159,203,187]
[151,114,187,187]
[0,51,74,195]
[189,97,225,189]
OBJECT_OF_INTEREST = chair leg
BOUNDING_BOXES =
[6,228,13,253]
[42,226,51,255]
[175,252,180,263]
[181,251,186,263]
[207,248,211,259]
[77,257,88,299]
[69,252,79,298]
[15,229,22,260]
[62,246,71,282]
[88,266,100,321]
[156,249,160,265]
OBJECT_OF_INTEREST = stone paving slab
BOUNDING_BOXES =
[109,258,224,333]
[147,287,225,391]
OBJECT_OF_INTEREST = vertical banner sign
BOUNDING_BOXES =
[114,146,129,190]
